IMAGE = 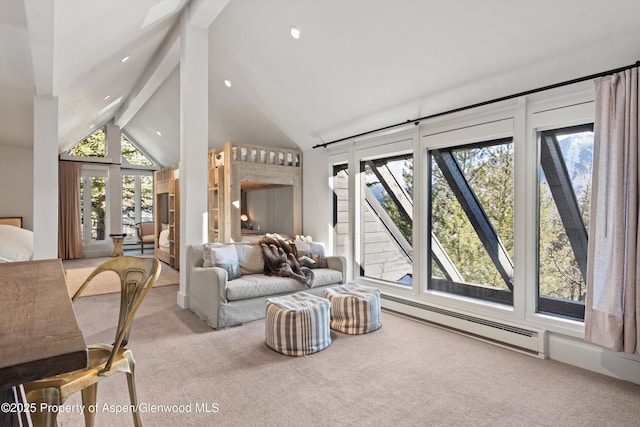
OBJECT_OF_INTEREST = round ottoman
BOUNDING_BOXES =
[265,292,332,356]
[324,284,381,334]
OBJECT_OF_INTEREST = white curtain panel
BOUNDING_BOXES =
[586,67,639,353]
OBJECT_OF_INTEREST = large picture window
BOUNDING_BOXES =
[359,154,413,285]
[330,103,591,327]
[428,139,514,305]
[537,124,593,320]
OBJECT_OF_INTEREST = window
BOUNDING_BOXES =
[122,172,154,241]
[428,139,514,305]
[359,154,413,285]
[80,173,107,242]
[537,124,593,320]
[122,134,154,166]
[69,128,107,158]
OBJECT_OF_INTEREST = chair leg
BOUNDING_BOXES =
[26,387,61,427]
[126,368,142,427]
[81,383,98,427]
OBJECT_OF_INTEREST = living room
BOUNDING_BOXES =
[2,1,640,425]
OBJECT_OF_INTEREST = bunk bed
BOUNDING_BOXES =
[153,166,180,269]
[208,141,302,243]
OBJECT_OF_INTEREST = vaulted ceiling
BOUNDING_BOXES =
[2,0,640,168]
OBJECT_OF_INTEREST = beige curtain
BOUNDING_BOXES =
[586,67,639,353]
[58,161,84,260]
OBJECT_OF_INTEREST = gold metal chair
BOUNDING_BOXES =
[23,256,161,427]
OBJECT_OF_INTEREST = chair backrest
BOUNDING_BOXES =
[72,256,161,372]
[137,222,155,238]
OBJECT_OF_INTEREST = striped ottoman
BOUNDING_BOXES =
[265,292,332,356]
[324,284,381,334]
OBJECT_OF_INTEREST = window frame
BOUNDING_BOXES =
[427,137,515,306]
[324,90,595,337]
[121,169,154,244]
[536,123,594,320]
[80,165,110,244]
[352,130,416,289]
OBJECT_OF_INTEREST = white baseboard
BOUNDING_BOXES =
[177,291,189,309]
[548,333,640,385]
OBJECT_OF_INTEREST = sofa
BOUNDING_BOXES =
[188,241,347,329]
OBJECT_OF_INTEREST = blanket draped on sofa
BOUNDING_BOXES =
[260,234,314,287]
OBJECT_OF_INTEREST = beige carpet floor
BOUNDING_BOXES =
[63,256,179,297]
[51,285,640,427]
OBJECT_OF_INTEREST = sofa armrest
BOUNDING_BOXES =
[326,255,347,284]
[191,266,229,303]
[188,265,230,329]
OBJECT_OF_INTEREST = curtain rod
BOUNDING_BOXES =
[313,60,640,150]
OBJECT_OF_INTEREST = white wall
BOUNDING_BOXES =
[0,146,33,229]
[301,148,331,246]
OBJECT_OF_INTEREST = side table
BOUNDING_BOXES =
[109,233,127,257]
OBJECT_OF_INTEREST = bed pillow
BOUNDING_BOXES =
[294,241,327,269]
[205,244,241,280]
[158,229,170,248]
[0,225,33,263]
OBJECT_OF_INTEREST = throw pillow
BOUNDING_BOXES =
[207,244,241,280]
[202,243,216,267]
[235,243,264,275]
[294,241,327,269]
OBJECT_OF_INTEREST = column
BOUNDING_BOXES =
[32,95,58,260]
[177,9,209,308]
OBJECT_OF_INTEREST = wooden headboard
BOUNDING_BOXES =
[0,217,23,228]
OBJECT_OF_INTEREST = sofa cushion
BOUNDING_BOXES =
[206,244,241,280]
[226,275,306,301]
[235,243,264,274]
[225,268,343,301]
[308,268,343,288]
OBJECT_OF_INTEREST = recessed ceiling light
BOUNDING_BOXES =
[121,56,130,63]
[156,130,162,136]
[224,80,232,87]
[103,95,111,101]
[290,26,300,39]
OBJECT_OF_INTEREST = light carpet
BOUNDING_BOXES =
[52,285,640,427]
[62,256,179,297]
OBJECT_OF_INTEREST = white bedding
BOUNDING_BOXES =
[0,224,33,262]
[159,229,170,251]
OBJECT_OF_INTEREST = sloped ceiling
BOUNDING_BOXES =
[2,0,640,168]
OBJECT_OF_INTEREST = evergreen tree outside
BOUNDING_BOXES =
[122,135,154,166]
[538,130,593,303]
[430,142,514,289]
[72,129,107,240]
[69,129,106,157]
[69,128,154,242]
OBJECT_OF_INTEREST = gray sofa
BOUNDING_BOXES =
[188,243,346,329]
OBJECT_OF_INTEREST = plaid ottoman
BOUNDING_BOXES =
[324,284,381,334]
[265,292,332,356]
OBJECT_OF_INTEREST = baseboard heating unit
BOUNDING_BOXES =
[381,294,546,357]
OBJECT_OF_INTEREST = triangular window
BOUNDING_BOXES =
[68,128,106,157]
[121,134,154,166]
